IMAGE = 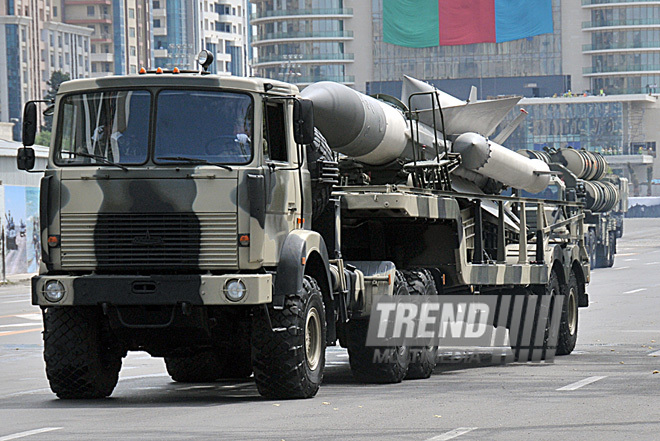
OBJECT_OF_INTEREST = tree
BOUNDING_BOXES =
[42,71,70,132]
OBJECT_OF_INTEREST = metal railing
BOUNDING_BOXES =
[255,53,354,64]
[252,30,353,42]
[583,19,660,28]
[582,0,660,5]
[251,8,353,21]
[583,41,660,51]
[583,63,660,73]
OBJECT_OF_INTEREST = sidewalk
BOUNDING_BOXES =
[0,272,35,286]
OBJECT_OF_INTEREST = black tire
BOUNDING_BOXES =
[43,307,122,399]
[251,276,326,399]
[401,269,438,380]
[307,128,336,221]
[587,230,597,270]
[165,351,225,383]
[556,271,579,355]
[347,271,410,383]
[220,328,253,379]
[595,243,607,268]
[605,231,615,268]
[509,271,562,362]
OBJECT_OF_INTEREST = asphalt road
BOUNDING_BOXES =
[1,218,659,440]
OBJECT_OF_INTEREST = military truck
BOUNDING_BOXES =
[17,53,589,400]
[518,148,628,269]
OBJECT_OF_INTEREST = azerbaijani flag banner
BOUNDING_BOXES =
[383,0,553,48]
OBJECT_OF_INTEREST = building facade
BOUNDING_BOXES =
[63,0,151,76]
[1,0,92,139]
[582,0,660,95]
[250,0,357,87]
[198,0,248,75]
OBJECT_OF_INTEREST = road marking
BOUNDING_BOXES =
[556,376,607,391]
[0,299,29,304]
[644,261,660,265]
[427,427,478,441]
[0,388,52,399]
[118,373,170,381]
[0,323,42,329]
[648,350,660,357]
[616,253,637,256]
[14,314,41,321]
[0,313,40,320]
[0,328,41,337]
[623,288,647,294]
[613,266,629,271]
[623,258,638,261]
[0,427,62,441]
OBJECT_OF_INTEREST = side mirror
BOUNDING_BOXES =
[293,98,314,145]
[22,101,38,147]
[17,147,36,171]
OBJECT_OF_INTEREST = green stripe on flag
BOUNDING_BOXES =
[383,0,439,48]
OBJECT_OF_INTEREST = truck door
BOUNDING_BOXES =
[258,100,301,264]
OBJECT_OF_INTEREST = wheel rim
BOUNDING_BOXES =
[567,288,577,335]
[305,307,322,371]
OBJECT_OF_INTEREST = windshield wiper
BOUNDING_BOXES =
[157,156,233,171]
[69,151,128,171]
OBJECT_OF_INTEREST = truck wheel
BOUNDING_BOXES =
[556,271,579,355]
[588,230,597,270]
[164,351,225,382]
[509,271,562,362]
[605,232,615,268]
[251,276,326,399]
[43,307,122,399]
[401,269,437,380]
[347,271,410,383]
[595,243,607,268]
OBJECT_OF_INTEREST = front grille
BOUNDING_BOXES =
[60,212,238,270]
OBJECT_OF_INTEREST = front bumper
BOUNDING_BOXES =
[32,274,272,306]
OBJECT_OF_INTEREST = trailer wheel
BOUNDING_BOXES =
[509,271,563,362]
[605,231,615,268]
[347,271,410,383]
[165,351,225,382]
[556,271,579,355]
[43,307,122,399]
[401,269,438,380]
[251,276,326,399]
[587,230,597,270]
[595,242,608,268]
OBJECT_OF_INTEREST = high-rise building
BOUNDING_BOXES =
[249,0,360,87]
[152,0,197,70]
[196,0,248,75]
[581,0,660,95]
[1,0,92,139]
[63,0,151,76]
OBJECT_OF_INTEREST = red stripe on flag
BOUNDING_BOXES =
[438,0,496,46]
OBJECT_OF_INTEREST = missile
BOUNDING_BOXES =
[301,81,409,165]
[303,81,550,194]
[401,75,521,137]
[301,81,446,165]
[454,133,551,193]
[551,148,607,181]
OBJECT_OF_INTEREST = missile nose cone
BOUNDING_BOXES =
[453,132,491,170]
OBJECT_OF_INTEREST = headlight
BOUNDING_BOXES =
[224,279,247,302]
[43,280,65,303]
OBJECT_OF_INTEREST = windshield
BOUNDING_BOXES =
[154,90,253,164]
[55,90,150,165]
